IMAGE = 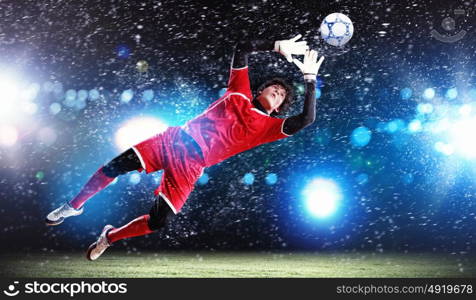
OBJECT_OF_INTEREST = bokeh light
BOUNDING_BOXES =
[49,103,61,115]
[423,88,435,100]
[142,89,154,102]
[198,172,209,185]
[116,45,131,59]
[385,119,405,133]
[417,103,434,114]
[265,173,278,185]
[242,173,255,185]
[408,119,422,133]
[136,60,149,73]
[89,89,100,101]
[64,89,77,107]
[445,88,458,100]
[351,126,371,147]
[120,89,134,103]
[35,171,45,180]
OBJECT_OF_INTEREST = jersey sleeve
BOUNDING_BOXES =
[227,67,252,99]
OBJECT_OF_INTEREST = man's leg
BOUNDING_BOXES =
[107,196,175,243]
[69,148,142,209]
[86,196,175,260]
[46,148,142,225]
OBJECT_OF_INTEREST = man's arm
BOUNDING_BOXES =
[231,35,309,69]
[283,50,324,135]
[283,80,316,135]
[231,40,274,69]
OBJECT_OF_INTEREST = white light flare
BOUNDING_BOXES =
[302,178,342,218]
[447,117,476,159]
[0,125,18,147]
[0,74,20,120]
[114,116,168,152]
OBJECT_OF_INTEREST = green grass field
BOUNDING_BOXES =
[1,251,475,278]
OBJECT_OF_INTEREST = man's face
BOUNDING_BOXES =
[257,84,286,114]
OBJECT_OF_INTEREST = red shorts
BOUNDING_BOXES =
[132,126,205,213]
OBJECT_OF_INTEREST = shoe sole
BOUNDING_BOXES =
[86,242,98,261]
[45,217,64,226]
[86,226,114,261]
[45,207,83,226]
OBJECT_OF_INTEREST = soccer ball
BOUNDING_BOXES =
[320,13,354,47]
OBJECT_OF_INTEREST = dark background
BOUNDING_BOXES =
[0,0,475,254]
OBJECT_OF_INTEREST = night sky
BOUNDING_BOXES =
[0,0,475,255]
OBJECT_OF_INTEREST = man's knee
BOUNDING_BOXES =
[147,196,175,231]
[147,213,167,231]
[102,148,141,178]
[102,162,125,178]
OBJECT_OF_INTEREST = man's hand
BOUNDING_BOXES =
[274,34,309,63]
[293,49,325,81]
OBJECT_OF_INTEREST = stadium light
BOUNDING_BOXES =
[447,117,476,159]
[0,124,18,147]
[0,73,40,124]
[0,74,20,120]
[302,178,342,218]
[114,116,168,152]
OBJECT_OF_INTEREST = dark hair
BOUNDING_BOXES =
[256,78,294,116]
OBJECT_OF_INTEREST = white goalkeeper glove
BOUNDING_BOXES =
[293,49,325,81]
[274,34,309,63]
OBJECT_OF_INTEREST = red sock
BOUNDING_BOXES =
[69,167,115,209]
[107,215,154,244]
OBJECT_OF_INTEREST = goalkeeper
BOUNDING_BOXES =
[45,35,325,260]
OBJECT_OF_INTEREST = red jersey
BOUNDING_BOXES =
[183,67,290,167]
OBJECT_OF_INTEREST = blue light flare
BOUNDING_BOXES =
[198,172,209,185]
[120,89,134,103]
[142,89,154,102]
[89,89,100,101]
[242,173,255,185]
[116,45,131,59]
[351,126,371,147]
[385,119,405,133]
[265,173,278,185]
